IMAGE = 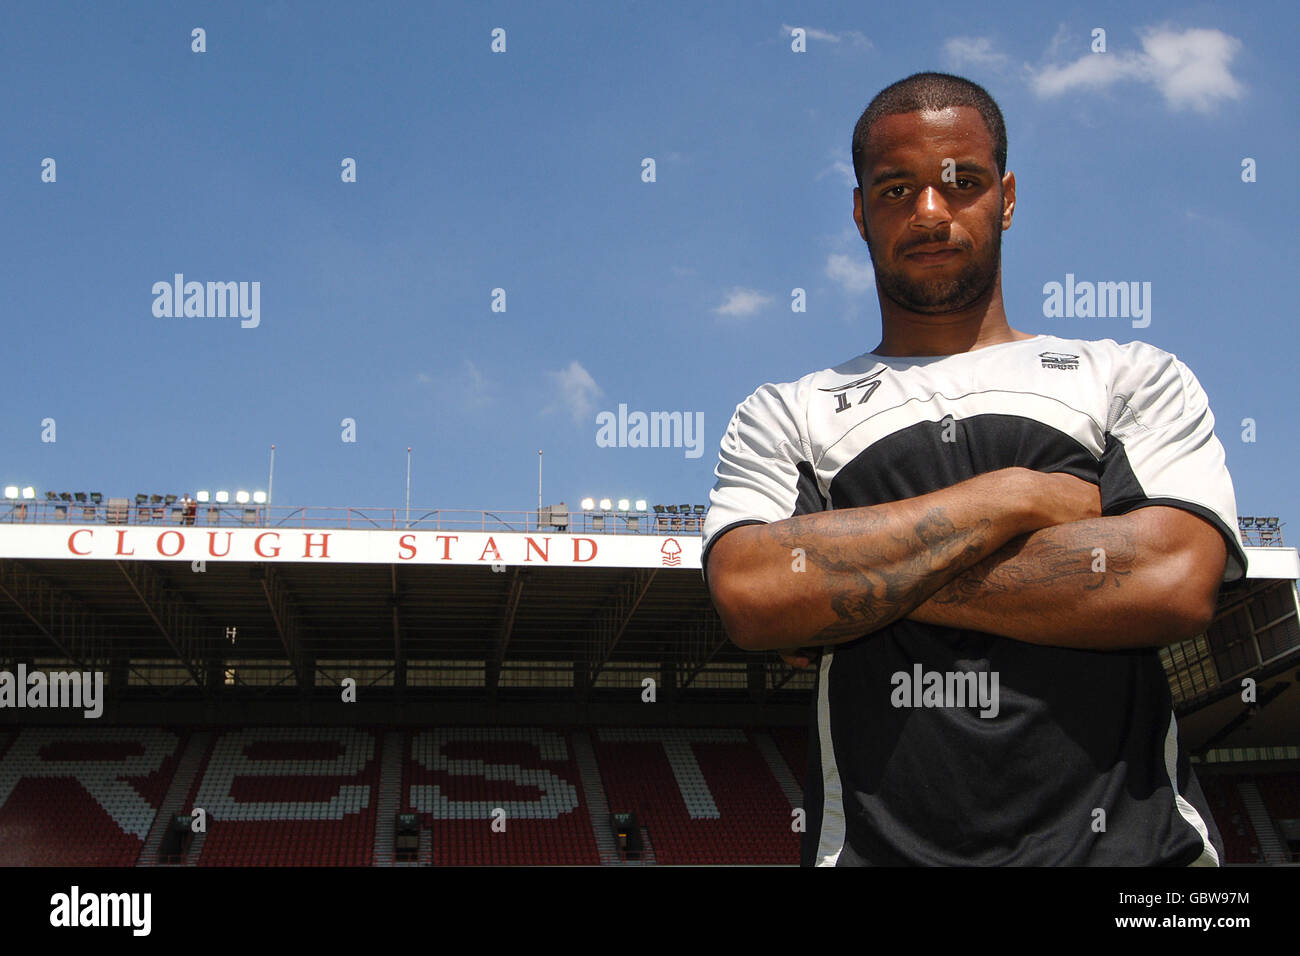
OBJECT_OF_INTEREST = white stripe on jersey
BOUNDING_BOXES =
[1162,709,1219,866]
[814,649,847,866]
[819,386,1106,475]
[702,334,1248,586]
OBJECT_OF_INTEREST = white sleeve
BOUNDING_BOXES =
[700,380,825,586]
[1100,343,1247,583]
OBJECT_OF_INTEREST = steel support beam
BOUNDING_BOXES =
[260,566,307,687]
[678,614,729,690]
[585,568,656,686]
[0,559,106,669]
[114,561,208,688]
[488,567,525,692]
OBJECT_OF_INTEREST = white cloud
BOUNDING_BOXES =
[1029,26,1244,113]
[1141,27,1245,111]
[1184,206,1238,232]
[943,36,1009,71]
[415,361,494,411]
[713,287,772,319]
[1044,23,1071,62]
[780,24,871,48]
[462,359,491,408]
[826,253,876,295]
[815,156,859,189]
[546,360,602,425]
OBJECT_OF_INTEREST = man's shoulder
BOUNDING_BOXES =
[730,360,859,415]
[1049,334,1184,368]
[731,336,1195,414]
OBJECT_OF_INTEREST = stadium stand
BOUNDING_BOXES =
[1251,771,1300,861]
[0,724,1293,866]
[408,728,599,865]
[186,728,379,866]
[0,727,181,865]
[1198,774,1263,864]
[768,725,809,791]
[593,728,799,865]
[1254,771,1300,822]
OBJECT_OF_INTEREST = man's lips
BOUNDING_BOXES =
[905,246,962,262]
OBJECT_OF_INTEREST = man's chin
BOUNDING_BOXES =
[881,286,974,314]
[880,268,997,314]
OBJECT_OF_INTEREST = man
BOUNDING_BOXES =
[701,72,1247,866]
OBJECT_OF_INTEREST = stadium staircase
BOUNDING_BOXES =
[183,817,209,864]
[752,732,802,810]
[1200,774,1262,862]
[631,827,657,865]
[137,730,210,867]
[371,730,404,866]
[571,730,623,864]
[1235,780,1290,863]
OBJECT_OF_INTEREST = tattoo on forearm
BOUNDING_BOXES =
[773,506,992,644]
[928,522,1137,607]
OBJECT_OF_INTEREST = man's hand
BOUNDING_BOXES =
[777,646,820,669]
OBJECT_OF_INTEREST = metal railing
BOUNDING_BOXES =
[1237,522,1286,548]
[0,501,707,536]
[4,501,1288,545]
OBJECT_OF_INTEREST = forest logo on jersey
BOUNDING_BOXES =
[1039,351,1080,370]
[821,367,886,413]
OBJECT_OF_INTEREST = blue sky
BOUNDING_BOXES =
[2,1,1296,531]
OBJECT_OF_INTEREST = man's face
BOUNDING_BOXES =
[853,107,1012,315]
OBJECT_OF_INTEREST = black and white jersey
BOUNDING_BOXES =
[701,333,1247,866]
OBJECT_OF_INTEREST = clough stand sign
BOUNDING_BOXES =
[0,525,702,571]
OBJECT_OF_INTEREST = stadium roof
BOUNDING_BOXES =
[1,506,1298,750]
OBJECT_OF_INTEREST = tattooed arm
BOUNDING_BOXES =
[904,506,1228,649]
[705,467,1101,651]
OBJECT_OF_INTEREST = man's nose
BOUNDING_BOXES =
[910,185,951,229]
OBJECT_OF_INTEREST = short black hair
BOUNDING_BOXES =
[851,72,1007,191]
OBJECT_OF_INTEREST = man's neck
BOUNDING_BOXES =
[872,321,1035,357]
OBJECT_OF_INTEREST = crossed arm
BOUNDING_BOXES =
[902,506,1227,649]
[707,468,1230,657]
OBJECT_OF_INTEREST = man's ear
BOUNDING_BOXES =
[1001,171,1016,230]
[853,188,869,243]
